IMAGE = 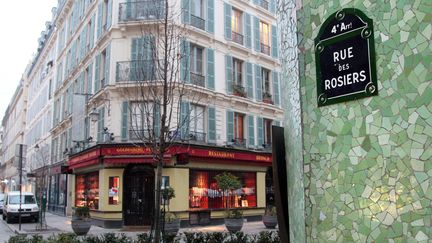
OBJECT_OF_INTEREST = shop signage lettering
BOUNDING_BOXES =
[208,151,235,159]
[315,8,378,107]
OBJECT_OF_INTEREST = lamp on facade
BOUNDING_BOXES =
[34,144,40,152]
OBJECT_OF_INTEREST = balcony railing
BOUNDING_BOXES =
[187,131,206,142]
[119,0,165,22]
[190,72,205,87]
[233,84,246,97]
[116,60,157,82]
[232,31,244,45]
[262,92,273,104]
[232,138,247,148]
[259,0,269,10]
[190,14,205,30]
[129,129,150,140]
[261,43,271,55]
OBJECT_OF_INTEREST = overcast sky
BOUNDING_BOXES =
[0,1,56,118]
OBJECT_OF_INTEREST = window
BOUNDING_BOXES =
[102,0,109,30]
[75,172,99,210]
[108,176,120,205]
[189,104,205,142]
[86,20,92,51]
[260,21,270,55]
[190,44,205,87]
[100,49,107,88]
[262,68,272,103]
[264,118,273,146]
[232,58,245,97]
[191,0,205,30]
[129,101,156,139]
[231,9,243,45]
[189,170,257,209]
[234,112,245,146]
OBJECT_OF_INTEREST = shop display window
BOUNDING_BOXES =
[108,176,120,205]
[75,172,99,209]
[189,170,257,209]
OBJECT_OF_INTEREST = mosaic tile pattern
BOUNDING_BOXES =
[294,0,432,242]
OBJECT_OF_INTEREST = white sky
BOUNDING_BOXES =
[0,1,57,118]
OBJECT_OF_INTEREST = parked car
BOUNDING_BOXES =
[0,193,4,214]
[2,191,39,223]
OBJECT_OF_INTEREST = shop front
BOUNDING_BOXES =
[67,143,272,228]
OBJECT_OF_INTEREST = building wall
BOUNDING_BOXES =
[296,0,432,241]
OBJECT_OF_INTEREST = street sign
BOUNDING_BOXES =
[315,8,378,107]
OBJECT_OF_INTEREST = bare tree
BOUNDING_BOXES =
[117,1,207,241]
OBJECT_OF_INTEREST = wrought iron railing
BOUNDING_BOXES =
[232,138,247,147]
[232,31,244,45]
[190,14,205,30]
[129,129,150,140]
[119,0,165,22]
[260,0,269,10]
[116,60,157,82]
[262,92,273,104]
[233,84,246,97]
[190,72,205,87]
[187,131,206,142]
[261,43,271,55]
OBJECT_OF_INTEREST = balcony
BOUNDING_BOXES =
[129,129,150,140]
[232,31,244,45]
[261,43,271,55]
[116,60,157,82]
[187,131,206,143]
[233,84,246,97]
[259,0,269,10]
[190,72,205,87]
[190,14,205,30]
[119,0,165,22]
[262,92,273,104]
[232,137,247,148]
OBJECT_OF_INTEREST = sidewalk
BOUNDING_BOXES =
[5,212,276,238]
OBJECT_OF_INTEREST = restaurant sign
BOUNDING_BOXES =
[315,8,378,107]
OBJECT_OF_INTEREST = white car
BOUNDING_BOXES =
[0,193,4,214]
[2,191,39,223]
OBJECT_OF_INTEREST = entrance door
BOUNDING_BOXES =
[123,165,155,226]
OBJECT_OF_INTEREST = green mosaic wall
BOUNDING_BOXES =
[297,0,432,242]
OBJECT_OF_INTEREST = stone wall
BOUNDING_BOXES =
[295,0,431,241]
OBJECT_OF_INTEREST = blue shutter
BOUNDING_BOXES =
[255,64,262,101]
[257,117,264,147]
[206,0,214,33]
[80,27,87,60]
[154,103,161,137]
[121,101,129,140]
[94,54,100,92]
[208,106,216,143]
[246,62,253,98]
[248,116,255,147]
[104,44,111,87]
[106,0,112,29]
[89,14,95,50]
[225,55,233,94]
[273,71,280,105]
[181,40,190,83]
[269,0,276,14]
[180,101,190,139]
[97,107,105,142]
[181,0,190,24]
[87,62,93,94]
[253,16,260,52]
[97,3,103,40]
[224,3,232,40]
[244,13,252,49]
[206,48,215,90]
[271,25,278,58]
[253,0,260,5]
[130,38,138,81]
[226,110,234,142]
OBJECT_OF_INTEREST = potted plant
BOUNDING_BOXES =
[215,172,243,233]
[262,205,278,229]
[161,187,180,236]
[71,206,91,235]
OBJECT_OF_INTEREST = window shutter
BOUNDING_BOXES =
[248,116,255,147]
[244,13,252,49]
[257,117,264,147]
[130,38,138,81]
[97,3,103,40]
[271,25,278,58]
[224,3,232,40]
[246,62,254,98]
[206,0,214,33]
[206,48,215,90]
[180,40,190,83]
[97,107,105,142]
[253,0,260,5]
[154,103,161,138]
[94,54,100,92]
[121,101,129,140]
[87,62,93,94]
[208,106,216,143]
[253,16,260,52]
[225,55,233,94]
[106,0,112,29]
[226,110,234,142]
[273,71,280,105]
[181,0,190,24]
[269,0,276,14]
[80,27,87,60]
[180,101,190,139]
[89,14,95,50]
[104,44,111,87]
[255,64,262,102]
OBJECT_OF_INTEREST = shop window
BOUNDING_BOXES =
[75,172,99,209]
[108,176,120,205]
[189,170,257,210]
